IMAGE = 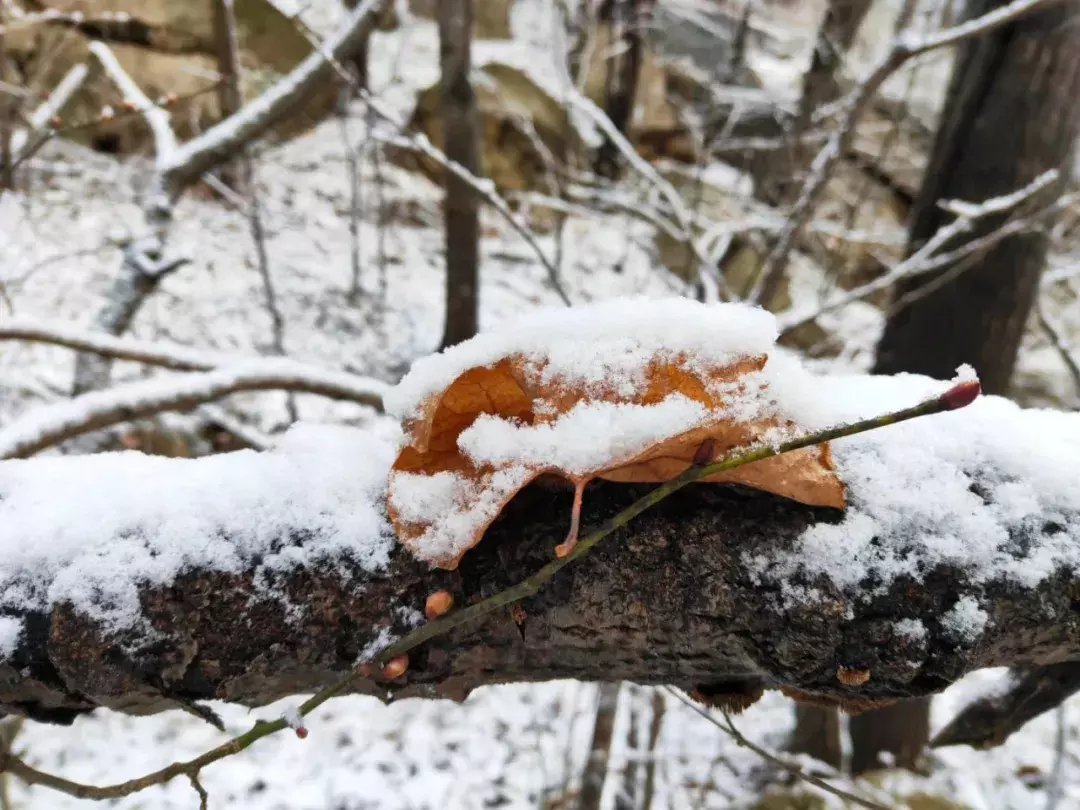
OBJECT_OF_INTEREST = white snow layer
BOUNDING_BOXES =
[748,371,1080,601]
[0,423,398,639]
[385,297,779,420]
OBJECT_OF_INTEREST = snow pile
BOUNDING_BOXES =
[0,423,398,641]
[457,394,710,475]
[385,297,779,421]
[748,371,1080,600]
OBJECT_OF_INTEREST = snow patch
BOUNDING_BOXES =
[458,394,710,476]
[0,423,397,634]
[385,298,778,421]
[893,618,928,643]
[747,373,1080,602]
[942,596,990,644]
[0,616,23,657]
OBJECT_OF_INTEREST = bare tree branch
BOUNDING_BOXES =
[87,41,177,163]
[0,363,387,458]
[160,0,389,198]
[751,0,1068,306]
[932,663,1080,750]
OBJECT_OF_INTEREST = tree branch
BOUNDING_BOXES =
[750,0,1067,306]
[932,663,1080,749]
[159,0,389,198]
[0,362,387,458]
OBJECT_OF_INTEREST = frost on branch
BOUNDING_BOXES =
[386,298,845,569]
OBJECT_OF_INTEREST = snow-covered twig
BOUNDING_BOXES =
[160,0,389,198]
[197,404,272,451]
[777,171,1064,334]
[374,120,573,307]
[751,0,1066,306]
[87,42,177,164]
[1036,305,1080,404]
[9,62,88,160]
[567,91,733,301]
[0,362,387,459]
[0,318,236,370]
[664,688,890,810]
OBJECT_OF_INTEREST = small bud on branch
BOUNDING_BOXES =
[425,591,454,620]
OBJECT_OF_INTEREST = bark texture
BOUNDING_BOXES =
[873,0,1080,394]
[438,0,481,348]
[3,479,1080,729]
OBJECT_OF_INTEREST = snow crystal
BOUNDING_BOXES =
[0,616,22,656]
[385,298,778,421]
[0,423,397,638]
[942,596,990,644]
[357,626,396,663]
[893,618,928,642]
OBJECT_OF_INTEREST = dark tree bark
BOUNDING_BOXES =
[0,8,16,192]
[798,0,874,126]
[593,0,655,179]
[873,0,1080,395]
[438,0,481,349]
[932,662,1080,750]
[865,0,1080,774]
[4,474,1080,728]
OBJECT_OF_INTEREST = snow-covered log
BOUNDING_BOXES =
[1,384,1080,734]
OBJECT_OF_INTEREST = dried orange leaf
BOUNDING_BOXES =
[386,299,846,569]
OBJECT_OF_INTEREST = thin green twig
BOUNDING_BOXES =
[0,380,979,802]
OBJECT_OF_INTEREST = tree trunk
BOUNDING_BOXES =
[755,0,873,207]
[0,8,15,192]
[864,0,1080,773]
[593,0,655,179]
[212,0,244,191]
[849,696,930,774]
[579,682,621,810]
[789,704,843,770]
[3,453,1080,729]
[873,0,1080,395]
[438,0,481,349]
[640,690,664,809]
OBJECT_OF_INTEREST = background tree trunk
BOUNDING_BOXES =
[212,0,244,192]
[863,0,1080,773]
[849,696,931,774]
[579,682,621,810]
[438,0,481,348]
[789,703,843,770]
[873,0,1080,394]
[593,0,655,179]
[0,7,15,192]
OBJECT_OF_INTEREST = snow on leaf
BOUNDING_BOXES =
[387,298,845,569]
